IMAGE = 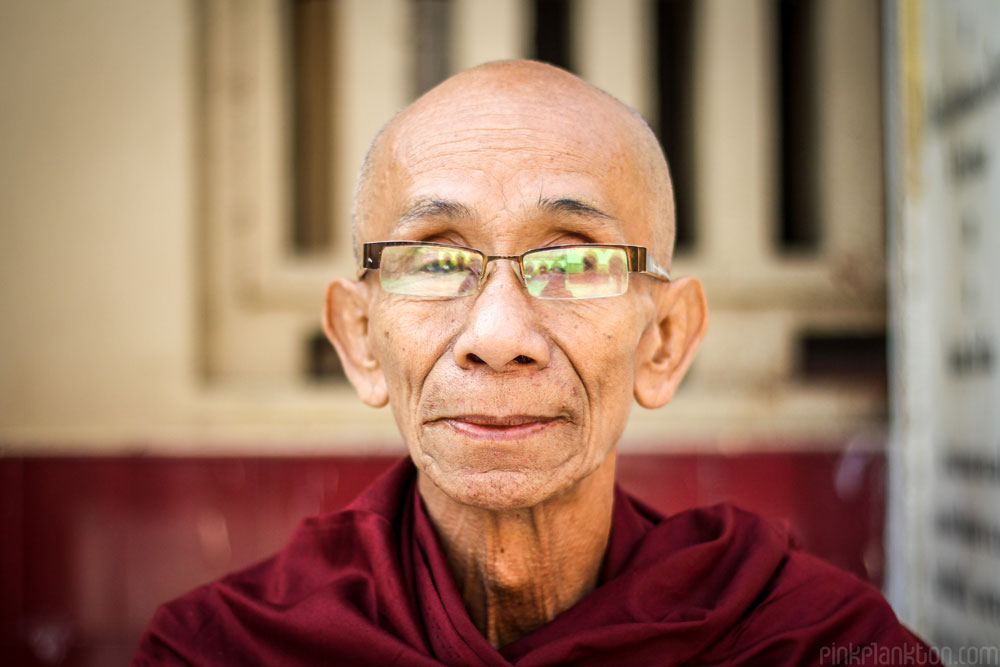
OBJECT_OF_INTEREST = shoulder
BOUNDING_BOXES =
[133,509,396,664]
[701,517,936,665]
[133,458,419,665]
[614,500,935,665]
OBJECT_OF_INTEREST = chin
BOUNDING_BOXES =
[427,465,569,511]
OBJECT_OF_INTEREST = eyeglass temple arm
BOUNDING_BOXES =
[356,242,386,279]
[644,255,671,281]
[629,246,671,282]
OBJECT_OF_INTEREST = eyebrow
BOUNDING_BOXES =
[536,196,614,221]
[397,198,472,226]
[391,195,617,237]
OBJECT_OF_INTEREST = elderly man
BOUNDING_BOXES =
[135,61,935,666]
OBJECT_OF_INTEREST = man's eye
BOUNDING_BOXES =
[420,259,465,273]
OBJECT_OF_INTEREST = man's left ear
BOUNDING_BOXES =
[633,277,709,408]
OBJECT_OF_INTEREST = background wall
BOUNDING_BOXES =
[0,0,888,453]
[4,0,975,665]
[0,1,196,446]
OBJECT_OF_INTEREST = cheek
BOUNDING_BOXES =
[549,302,645,402]
[370,300,459,397]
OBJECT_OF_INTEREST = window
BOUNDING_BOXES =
[654,0,696,251]
[532,0,573,71]
[288,0,335,255]
[775,0,820,252]
[413,0,453,95]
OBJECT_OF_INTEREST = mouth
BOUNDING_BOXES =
[433,415,565,441]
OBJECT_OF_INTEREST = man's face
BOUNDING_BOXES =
[360,74,667,510]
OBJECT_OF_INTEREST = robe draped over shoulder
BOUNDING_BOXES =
[134,458,937,666]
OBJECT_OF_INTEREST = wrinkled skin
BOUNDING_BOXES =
[324,60,708,647]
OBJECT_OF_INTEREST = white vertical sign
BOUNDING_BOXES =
[887,0,1000,655]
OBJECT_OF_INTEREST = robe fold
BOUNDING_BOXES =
[134,458,936,666]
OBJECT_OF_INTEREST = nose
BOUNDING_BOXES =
[451,261,551,372]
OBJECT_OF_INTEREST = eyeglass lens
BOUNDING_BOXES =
[521,246,628,299]
[378,245,630,299]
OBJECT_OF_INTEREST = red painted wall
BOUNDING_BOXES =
[0,450,885,666]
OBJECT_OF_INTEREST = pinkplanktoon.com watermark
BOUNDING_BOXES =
[820,642,1000,665]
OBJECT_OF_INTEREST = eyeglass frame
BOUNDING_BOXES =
[357,240,671,297]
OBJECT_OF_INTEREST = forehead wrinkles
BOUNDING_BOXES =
[391,88,631,166]
[397,124,621,176]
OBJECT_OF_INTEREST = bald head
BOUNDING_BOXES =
[352,60,676,265]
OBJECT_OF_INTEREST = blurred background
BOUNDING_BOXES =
[1,0,997,664]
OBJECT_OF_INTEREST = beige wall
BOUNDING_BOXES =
[0,0,888,454]
[0,1,196,444]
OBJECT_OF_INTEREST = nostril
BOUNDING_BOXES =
[468,353,485,365]
[514,355,533,365]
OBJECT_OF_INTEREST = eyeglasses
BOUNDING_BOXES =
[359,241,671,300]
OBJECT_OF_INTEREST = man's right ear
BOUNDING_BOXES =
[322,278,389,407]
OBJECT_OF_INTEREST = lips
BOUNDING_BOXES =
[431,414,565,441]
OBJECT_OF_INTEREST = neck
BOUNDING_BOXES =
[417,452,617,648]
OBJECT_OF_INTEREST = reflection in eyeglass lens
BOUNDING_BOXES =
[380,245,482,297]
[523,247,628,299]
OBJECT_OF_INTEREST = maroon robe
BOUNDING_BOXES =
[134,458,937,666]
